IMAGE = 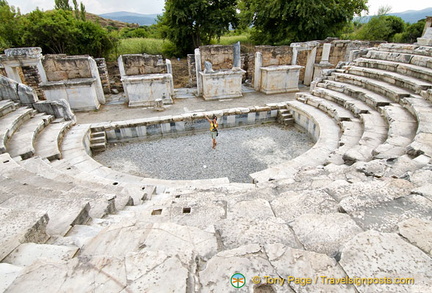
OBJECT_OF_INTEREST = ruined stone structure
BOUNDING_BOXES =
[40,54,105,111]
[118,54,174,107]
[1,29,432,291]
[0,47,47,100]
[254,45,303,94]
[195,43,246,100]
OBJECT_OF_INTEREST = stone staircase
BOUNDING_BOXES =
[277,108,294,125]
[1,42,432,292]
[89,130,107,153]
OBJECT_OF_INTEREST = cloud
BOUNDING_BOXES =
[9,0,165,15]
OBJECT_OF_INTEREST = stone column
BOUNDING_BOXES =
[233,42,241,69]
[254,52,262,91]
[291,48,298,65]
[88,56,105,105]
[304,46,317,86]
[195,48,203,96]
[320,43,332,64]
[166,59,175,96]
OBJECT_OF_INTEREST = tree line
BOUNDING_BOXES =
[0,0,427,58]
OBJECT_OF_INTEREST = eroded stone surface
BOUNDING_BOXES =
[266,243,356,292]
[271,190,339,222]
[125,251,189,293]
[350,194,432,232]
[199,244,287,293]
[340,230,432,292]
[326,178,413,212]
[217,217,300,250]
[398,218,432,256]
[291,213,363,257]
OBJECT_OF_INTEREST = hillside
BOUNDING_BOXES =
[356,7,432,23]
[86,12,139,29]
[98,11,160,26]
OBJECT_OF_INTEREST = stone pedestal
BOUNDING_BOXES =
[200,69,245,100]
[259,65,303,94]
[122,74,174,107]
[40,78,101,111]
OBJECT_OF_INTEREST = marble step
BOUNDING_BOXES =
[0,100,16,117]
[0,206,49,261]
[344,65,432,94]
[0,107,35,153]
[354,57,432,83]
[34,120,73,161]
[7,113,54,160]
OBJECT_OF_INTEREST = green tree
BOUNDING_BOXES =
[353,15,405,41]
[0,0,21,51]
[159,0,238,56]
[394,19,426,43]
[79,2,86,21]
[54,0,72,10]
[240,0,368,45]
[18,9,116,58]
[73,20,116,57]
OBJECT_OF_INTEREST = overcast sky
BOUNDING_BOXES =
[7,0,432,15]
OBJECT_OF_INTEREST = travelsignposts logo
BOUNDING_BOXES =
[230,273,246,288]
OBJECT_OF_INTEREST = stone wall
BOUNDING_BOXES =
[43,55,93,81]
[199,45,234,70]
[121,54,167,76]
[329,40,383,65]
[256,46,294,67]
[95,58,111,94]
[21,65,45,99]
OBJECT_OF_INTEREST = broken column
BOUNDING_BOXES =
[313,43,334,80]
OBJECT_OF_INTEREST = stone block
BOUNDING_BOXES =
[259,65,303,94]
[200,69,245,100]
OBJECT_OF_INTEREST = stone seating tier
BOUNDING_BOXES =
[296,92,363,165]
[0,100,16,117]
[366,50,432,69]
[34,120,73,161]
[374,43,432,57]
[318,80,392,108]
[6,113,54,160]
[0,206,49,262]
[0,107,36,154]
[330,72,411,102]
[297,90,388,164]
[0,152,130,220]
[343,66,432,94]
[354,57,432,83]
[401,97,432,158]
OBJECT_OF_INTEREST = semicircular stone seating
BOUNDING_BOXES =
[1,43,432,292]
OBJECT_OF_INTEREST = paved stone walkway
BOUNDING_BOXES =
[75,86,309,124]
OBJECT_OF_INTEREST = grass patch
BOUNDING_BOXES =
[109,34,252,60]
[215,34,252,45]
[109,38,169,60]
